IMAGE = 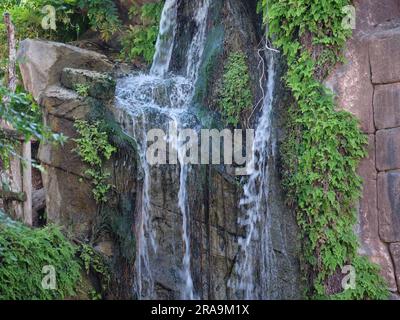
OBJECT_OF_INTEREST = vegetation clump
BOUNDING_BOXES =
[120,1,164,65]
[217,51,253,126]
[0,211,81,300]
[74,120,116,203]
[258,0,389,299]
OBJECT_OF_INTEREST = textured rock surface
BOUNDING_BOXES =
[17,40,113,102]
[390,243,400,290]
[378,171,400,243]
[42,165,97,240]
[327,0,400,293]
[357,136,397,291]
[374,84,400,130]
[61,68,116,101]
[376,128,400,171]
[370,27,400,84]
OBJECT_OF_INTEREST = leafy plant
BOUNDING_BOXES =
[73,120,116,203]
[0,210,81,300]
[259,0,389,299]
[120,1,164,65]
[78,0,121,41]
[0,86,66,168]
[74,83,90,97]
[78,243,111,294]
[217,51,253,126]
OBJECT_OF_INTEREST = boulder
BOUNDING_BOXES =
[17,39,113,103]
[61,68,116,101]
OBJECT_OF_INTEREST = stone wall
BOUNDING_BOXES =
[326,0,400,297]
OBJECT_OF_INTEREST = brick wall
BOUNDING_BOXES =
[326,0,400,297]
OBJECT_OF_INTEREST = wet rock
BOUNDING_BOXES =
[94,241,115,258]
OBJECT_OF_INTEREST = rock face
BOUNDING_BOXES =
[16,0,303,300]
[17,40,113,102]
[327,0,400,294]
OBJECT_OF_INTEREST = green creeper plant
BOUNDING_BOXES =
[0,210,81,300]
[258,0,389,299]
[217,51,253,126]
[120,1,164,65]
[73,120,116,203]
[0,86,66,168]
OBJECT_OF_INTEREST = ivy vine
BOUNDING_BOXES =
[259,0,389,299]
[73,120,116,204]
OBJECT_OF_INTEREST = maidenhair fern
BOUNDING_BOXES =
[259,0,389,299]
[217,51,253,126]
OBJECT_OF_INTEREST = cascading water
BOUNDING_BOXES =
[150,0,178,77]
[115,0,210,300]
[232,44,279,299]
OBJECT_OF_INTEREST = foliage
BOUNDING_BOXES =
[0,86,66,168]
[0,0,122,75]
[74,120,116,203]
[74,83,90,97]
[78,0,121,41]
[78,243,111,294]
[259,0,389,299]
[0,0,87,73]
[0,210,81,300]
[217,51,253,126]
[120,1,164,65]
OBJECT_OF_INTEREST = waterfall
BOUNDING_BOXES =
[115,0,210,300]
[150,0,178,77]
[233,47,278,299]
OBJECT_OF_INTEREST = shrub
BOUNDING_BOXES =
[0,211,81,300]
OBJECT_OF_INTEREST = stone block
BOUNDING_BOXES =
[374,84,400,130]
[370,27,400,84]
[376,128,400,171]
[378,171,400,242]
[390,243,400,292]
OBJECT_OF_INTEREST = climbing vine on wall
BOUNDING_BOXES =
[259,0,389,299]
[74,120,116,203]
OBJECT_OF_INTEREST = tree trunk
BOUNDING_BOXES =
[3,13,17,93]
[1,13,32,224]
[22,141,32,226]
